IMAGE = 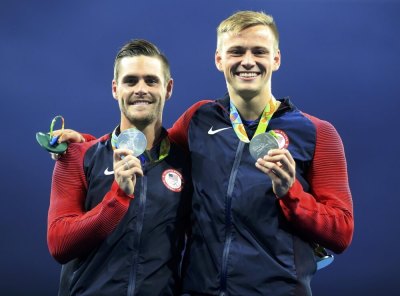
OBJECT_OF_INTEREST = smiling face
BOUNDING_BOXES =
[112,55,173,131]
[215,25,280,104]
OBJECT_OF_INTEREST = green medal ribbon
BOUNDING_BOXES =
[230,97,280,143]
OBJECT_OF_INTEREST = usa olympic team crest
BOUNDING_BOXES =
[162,169,183,192]
[272,129,289,149]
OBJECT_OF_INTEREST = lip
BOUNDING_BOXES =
[128,99,153,106]
[235,72,261,80]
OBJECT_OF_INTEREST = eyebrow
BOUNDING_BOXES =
[144,75,161,81]
[121,74,161,81]
[227,45,269,51]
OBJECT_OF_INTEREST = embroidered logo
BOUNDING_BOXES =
[208,126,232,135]
[104,168,114,175]
[273,129,289,149]
[162,169,183,192]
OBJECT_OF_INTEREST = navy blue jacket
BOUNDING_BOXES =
[170,95,353,296]
[48,128,192,296]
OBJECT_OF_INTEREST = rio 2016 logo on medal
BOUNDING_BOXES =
[249,129,290,161]
[162,169,183,192]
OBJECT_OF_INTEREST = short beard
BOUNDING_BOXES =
[119,99,157,130]
[127,116,153,130]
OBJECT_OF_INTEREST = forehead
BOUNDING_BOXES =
[219,25,276,50]
[118,56,164,78]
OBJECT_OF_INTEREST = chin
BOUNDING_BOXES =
[236,88,260,99]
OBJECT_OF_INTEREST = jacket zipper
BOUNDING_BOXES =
[220,141,245,295]
[127,173,148,296]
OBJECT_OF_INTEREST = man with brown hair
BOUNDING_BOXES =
[47,39,191,296]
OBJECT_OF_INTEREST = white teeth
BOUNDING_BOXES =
[132,101,150,105]
[238,72,258,77]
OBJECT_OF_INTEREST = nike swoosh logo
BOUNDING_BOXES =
[208,126,232,135]
[104,168,114,175]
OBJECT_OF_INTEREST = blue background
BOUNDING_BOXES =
[1,0,399,295]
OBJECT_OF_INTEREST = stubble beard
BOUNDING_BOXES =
[120,98,160,130]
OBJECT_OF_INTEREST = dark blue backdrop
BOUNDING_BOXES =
[1,0,399,295]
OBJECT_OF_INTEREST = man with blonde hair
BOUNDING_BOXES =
[170,10,353,295]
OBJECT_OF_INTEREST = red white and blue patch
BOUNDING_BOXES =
[162,169,183,192]
[273,129,289,149]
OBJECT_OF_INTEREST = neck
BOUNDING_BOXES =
[120,119,162,150]
[230,92,274,121]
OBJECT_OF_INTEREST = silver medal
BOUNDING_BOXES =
[116,128,147,156]
[249,132,279,160]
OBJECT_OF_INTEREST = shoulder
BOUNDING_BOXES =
[301,112,340,138]
[182,100,215,119]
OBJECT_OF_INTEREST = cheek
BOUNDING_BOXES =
[115,89,126,101]
[226,60,240,73]
[223,64,233,76]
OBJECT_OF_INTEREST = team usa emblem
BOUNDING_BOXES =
[273,129,289,149]
[162,169,183,192]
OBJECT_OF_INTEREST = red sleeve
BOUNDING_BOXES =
[168,100,211,150]
[47,142,133,264]
[278,114,354,254]
[81,133,96,142]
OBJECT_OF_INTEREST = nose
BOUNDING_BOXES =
[133,79,148,97]
[241,50,256,69]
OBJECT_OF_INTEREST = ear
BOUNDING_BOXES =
[165,78,174,100]
[272,49,281,72]
[215,49,223,72]
[112,79,118,100]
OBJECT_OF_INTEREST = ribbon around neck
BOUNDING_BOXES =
[230,97,280,143]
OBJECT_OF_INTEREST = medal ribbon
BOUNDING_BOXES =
[49,115,65,146]
[111,126,170,163]
[230,97,280,143]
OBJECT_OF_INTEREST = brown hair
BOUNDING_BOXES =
[113,39,171,83]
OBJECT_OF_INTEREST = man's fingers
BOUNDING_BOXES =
[117,168,142,178]
[267,149,295,166]
[59,131,85,144]
[51,129,85,144]
[255,148,296,197]
[256,159,286,178]
[113,150,142,176]
[122,158,143,174]
[118,166,144,178]
[264,155,290,172]
[113,148,133,163]
[51,129,63,137]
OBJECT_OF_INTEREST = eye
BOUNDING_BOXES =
[123,77,138,86]
[145,77,159,86]
[228,48,244,56]
[252,48,269,56]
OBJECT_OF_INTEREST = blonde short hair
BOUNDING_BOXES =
[217,10,279,50]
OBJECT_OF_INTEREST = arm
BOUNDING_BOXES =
[49,129,97,160]
[52,128,96,143]
[278,116,354,253]
[77,132,96,142]
[47,143,132,264]
[168,100,211,150]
